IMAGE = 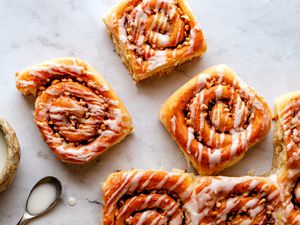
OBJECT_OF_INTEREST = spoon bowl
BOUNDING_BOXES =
[17,176,62,225]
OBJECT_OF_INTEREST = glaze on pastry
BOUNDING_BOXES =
[0,118,20,192]
[102,170,282,225]
[160,64,272,175]
[194,175,281,224]
[273,91,300,169]
[103,0,207,82]
[272,91,300,224]
[16,58,133,164]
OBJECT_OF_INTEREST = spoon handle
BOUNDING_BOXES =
[17,213,32,225]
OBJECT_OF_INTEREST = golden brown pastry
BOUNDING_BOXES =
[101,170,283,225]
[272,91,300,224]
[194,175,282,224]
[103,0,207,82]
[160,64,272,175]
[273,91,300,170]
[102,170,194,225]
[16,58,133,164]
[0,118,20,192]
[276,169,300,225]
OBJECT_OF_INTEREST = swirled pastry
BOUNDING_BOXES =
[102,170,283,225]
[160,64,272,175]
[0,118,20,192]
[272,91,300,224]
[103,0,207,82]
[102,170,194,225]
[16,58,133,164]
[273,91,300,169]
[193,175,282,224]
[277,169,300,224]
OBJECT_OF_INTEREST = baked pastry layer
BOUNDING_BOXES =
[276,169,300,225]
[273,91,300,170]
[160,64,272,175]
[16,58,133,164]
[271,91,300,224]
[103,0,207,82]
[0,118,20,192]
[102,170,282,225]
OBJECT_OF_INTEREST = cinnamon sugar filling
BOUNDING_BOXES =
[116,190,187,225]
[36,75,113,147]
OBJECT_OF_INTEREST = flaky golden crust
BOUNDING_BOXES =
[159,64,272,175]
[103,0,207,82]
[0,118,20,192]
[16,58,133,164]
[102,170,282,225]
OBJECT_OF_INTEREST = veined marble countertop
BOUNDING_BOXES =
[0,0,299,224]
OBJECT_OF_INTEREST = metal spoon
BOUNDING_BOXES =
[17,176,62,225]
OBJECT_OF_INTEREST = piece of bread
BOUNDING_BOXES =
[103,0,207,82]
[16,58,133,164]
[159,64,272,175]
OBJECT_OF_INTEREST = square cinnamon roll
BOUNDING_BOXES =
[16,58,133,164]
[103,0,207,82]
[159,64,272,175]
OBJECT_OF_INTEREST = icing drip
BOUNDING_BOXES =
[186,127,194,153]
[279,98,300,166]
[170,115,177,134]
[105,171,190,225]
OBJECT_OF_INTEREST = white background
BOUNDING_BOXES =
[0,0,299,224]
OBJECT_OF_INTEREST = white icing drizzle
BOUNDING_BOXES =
[230,131,240,158]
[183,69,271,173]
[16,60,131,163]
[148,51,167,71]
[233,96,244,128]
[170,115,177,134]
[104,170,281,225]
[185,176,280,224]
[278,98,300,165]
[186,127,194,154]
[197,143,203,163]
[136,211,156,225]
[208,148,222,168]
[169,175,186,191]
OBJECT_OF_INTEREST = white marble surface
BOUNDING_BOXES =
[0,0,299,224]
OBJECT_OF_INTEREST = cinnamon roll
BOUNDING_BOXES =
[273,91,300,169]
[160,65,272,175]
[193,175,282,224]
[102,170,283,225]
[16,58,133,164]
[275,169,300,224]
[103,0,207,82]
[102,170,194,225]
